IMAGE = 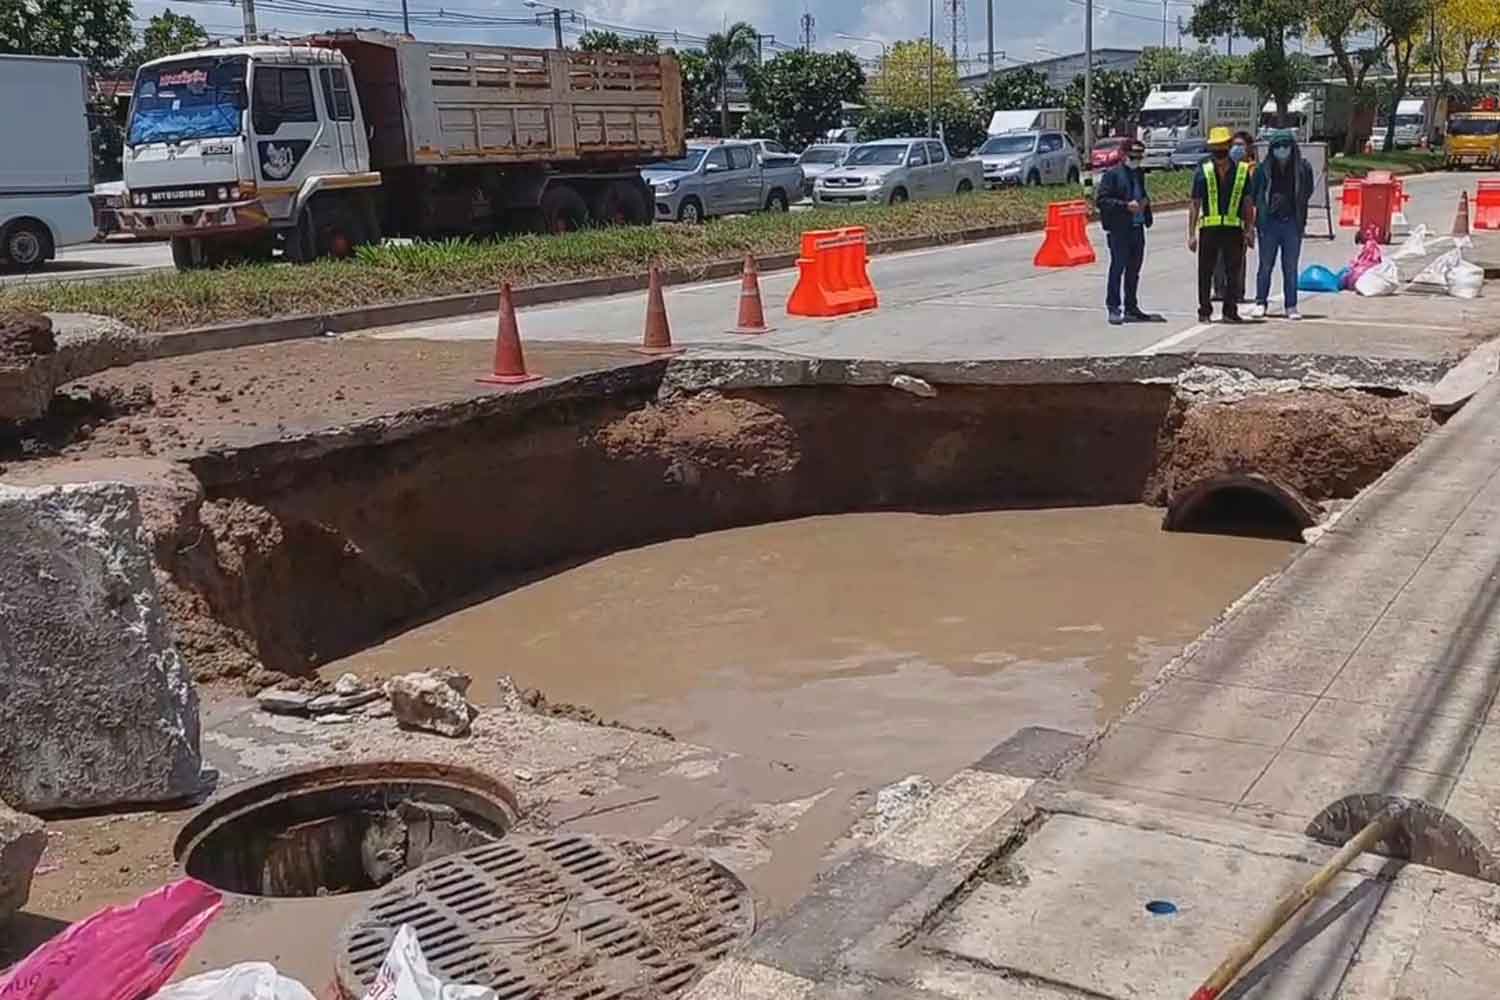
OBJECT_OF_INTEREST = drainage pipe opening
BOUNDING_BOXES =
[1163,474,1317,543]
[174,762,518,898]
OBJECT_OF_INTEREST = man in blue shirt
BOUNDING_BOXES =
[1094,139,1162,326]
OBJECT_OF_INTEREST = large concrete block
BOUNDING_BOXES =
[0,801,45,930]
[0,482,202,812]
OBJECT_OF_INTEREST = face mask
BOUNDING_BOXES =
[1273,146,1292,162]
[1212,149,1229,160]
[1229,145,1246,162]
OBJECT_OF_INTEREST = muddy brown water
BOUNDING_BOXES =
[330,506,1296,786]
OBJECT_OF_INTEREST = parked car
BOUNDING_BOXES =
[643,142,804,223]
[813,138,983,206]
[1170,137,1210,171]
[737,137,800,166]
[796,143,852,198]
[1083,136,1132,188]
[976,130,1081,188]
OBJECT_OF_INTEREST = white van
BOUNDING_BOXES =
[0,54,98,271]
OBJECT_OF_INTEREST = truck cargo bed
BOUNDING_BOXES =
[322,32,684,170]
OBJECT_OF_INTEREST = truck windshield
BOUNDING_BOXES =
[846,145,907,166]
[799,147,845,164]
[128,56,247,145]
[654,150,706,171]
[978,135,1036,155]
[1395,114,1424,127]
[1450,117,1500,136]
[1138,108,1193,129]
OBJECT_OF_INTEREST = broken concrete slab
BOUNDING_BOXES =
[0,312,152,424]
[0,800,45,931]
[0,481,203,811]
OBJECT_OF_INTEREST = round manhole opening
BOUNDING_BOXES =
[175,761,519,898]
[336,835,756,999]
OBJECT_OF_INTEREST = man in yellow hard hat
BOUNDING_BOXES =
[1188,125,1256,323]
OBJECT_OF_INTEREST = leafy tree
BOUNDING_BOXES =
[703,21,758,139]
[0,0,134,68]
[1365,0,1437,150]
[1063,68,1152,137]
[1437,0,1500,84]
[1190,0,1307,123]
[858,93,985,155]
[1307,0,1391,150]
[671,48,718,136]
[578,29,660,54]
[868,39,960,110]
[121,8,207,74]
[977,67,1059,114]
[741,49,863,149]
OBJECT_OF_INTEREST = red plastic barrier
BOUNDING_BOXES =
[1033,200,1096,268]
[786,227,878,317]
[1476,179,1500,231]
[1338,178,1362,228]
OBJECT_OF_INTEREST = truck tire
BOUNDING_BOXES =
[677,197,704,224]
[282,208,318,264]
[956,179,974,195]
[589,181,649,226]
[541,184,590,234]
[171,236,210,270]
[765,189,789,212]
[311,197,364,259]
[1066,167,1080,185]
[2,220,52,272]
[888,188,909,205]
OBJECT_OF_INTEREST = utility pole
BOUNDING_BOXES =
[240,0,258,41]
[400,0,410,36]
[1084,0,1093,156]
[800,12,815,52]
[987,0,994,80]
[1162,0,1168,49]
[551,8,564,49]
[928,0,936,138]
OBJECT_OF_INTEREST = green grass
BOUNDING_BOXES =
[1328,150,1446,181]
[1,171,1197,335]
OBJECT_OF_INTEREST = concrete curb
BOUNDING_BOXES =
[143,199,1197,362]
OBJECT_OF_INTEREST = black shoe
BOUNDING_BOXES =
[1108,310,1124,326]
[1198,311,1212,323]
[1221,312,1244,324]
[1124,309,1162,322]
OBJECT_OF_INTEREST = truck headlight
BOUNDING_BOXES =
[655,180,678,194]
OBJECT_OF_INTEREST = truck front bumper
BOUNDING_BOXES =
[114,199,271,237]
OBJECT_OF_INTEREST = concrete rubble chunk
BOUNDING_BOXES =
[257,688,314,715]
[386,670,475,737]
[0,800,46,931]
[333,672,363,696]
[890,374,937,398]
[308,688,383,714]
[0,482,203,812]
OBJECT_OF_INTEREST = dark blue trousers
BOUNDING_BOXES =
[1105,226,1146,314]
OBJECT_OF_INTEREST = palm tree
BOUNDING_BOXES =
[704,21,759,136]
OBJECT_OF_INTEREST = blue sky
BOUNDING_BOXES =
[131,0,1211,70]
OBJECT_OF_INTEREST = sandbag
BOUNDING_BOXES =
[1450,258,1485,299]
[1345,238,1384,290]
[150,963,317,1000]
[1355,259,1400,297]
[1390,224,1430,261]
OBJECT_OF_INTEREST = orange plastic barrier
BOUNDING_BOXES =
[1476,179,1500,231]
[786,227,878,317]
[1338,178,1362,228]
[1033,200,1096,268]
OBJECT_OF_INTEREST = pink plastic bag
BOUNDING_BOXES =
[1343,237,1384,290]
[0,878,222,1000]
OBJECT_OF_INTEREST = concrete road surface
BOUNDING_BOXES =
[367,171,1497,375]
[0,238,174,286]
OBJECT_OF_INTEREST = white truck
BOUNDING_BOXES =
[1382,95,1449,148]
[115,30,684,269]
[987,108,1067,136]
[1136,82,1258,171]
[1258,84,1353,147]
[0,54,99,271]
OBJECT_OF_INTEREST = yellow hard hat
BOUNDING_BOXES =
[1207,126,1234,147]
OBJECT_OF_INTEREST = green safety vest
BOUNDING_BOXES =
[1200,161,1249,228]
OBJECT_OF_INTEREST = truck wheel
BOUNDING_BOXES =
[3,221,52,271]
[956,179,974,195]
[1067,167,1080,185]
[765,189,789,213]
[282,208,318,264]
[1026,171,1042,187]
[541,185,590,234]
[590,181,650,226]
[312,198,363,259]
[170,236,210,270]
[888,188,909,205]
[677,197,704,224]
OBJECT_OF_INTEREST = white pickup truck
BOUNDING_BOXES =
[812,138,983,206]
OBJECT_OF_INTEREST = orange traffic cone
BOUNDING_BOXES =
[728,253,775,335]
[478,282,542,384]
[1453,191,1472,238]
[637,265,684,356]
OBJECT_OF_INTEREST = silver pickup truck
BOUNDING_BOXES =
[812,138,983,206]
[643,142,805,223]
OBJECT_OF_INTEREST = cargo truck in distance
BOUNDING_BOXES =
[115,30,684,269]
[1136,83,1258,171]
[0,54,99,271]
[1257,84,1353,147]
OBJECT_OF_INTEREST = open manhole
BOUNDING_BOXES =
[335,835,756,999]
[175,761,519,898]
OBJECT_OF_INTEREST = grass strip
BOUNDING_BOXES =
[2,171,1196,334]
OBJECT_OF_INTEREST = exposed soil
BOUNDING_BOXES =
[0,311,55,364]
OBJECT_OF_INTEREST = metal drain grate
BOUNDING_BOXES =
[336,835,756,999]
